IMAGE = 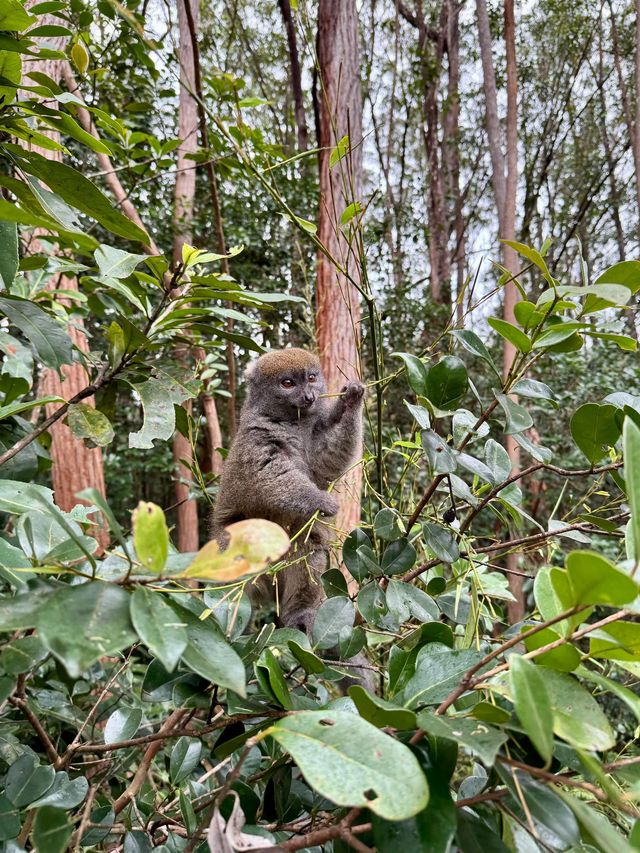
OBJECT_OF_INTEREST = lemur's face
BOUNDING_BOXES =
[271,365,326,414]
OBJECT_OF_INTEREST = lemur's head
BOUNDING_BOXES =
[245,348,326,419]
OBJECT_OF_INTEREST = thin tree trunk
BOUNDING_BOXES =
[172,0,202,552]
[316,0,364,538]
[477,0,522,620]
[23,8,108,547]
[278,0,308,151]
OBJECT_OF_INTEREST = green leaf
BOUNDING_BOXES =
[0,794,20,842]
[130,587,187,672]
[556,789,633,853]
[423,522,460,564]
[588,620,640,660]
[287,639,325,675]
[509,655,553,764]
[0,0,36,30]
[392,352,429,396]
[267,710,429,821]
[510,378,557,406]
[5,755,55,807]
[0,222,18,287]
[381,538,416,575]
[321,568,349,598]
[29,772,88,809]
[132,501,169,573]
[128,368,200,449]
[502,239,554,285]
[494,391,533,435]
[578,666,640,722]
[523,626,580,671]
[32,806,72,853]
[168,601,246,696]
[36,583,137,677]
[624,418,640,565]
[343,529,375,582]
[329,134,350,168]
[0,295,73,372]
[104,708,142,744]
[94,244,146,280]
[255,648,292,709]
[403,401,431,429]
[312,596,354,650]
[374,508,404,541]
[425,355,468,409]
[170,737,202,784]
[398,648,483,709]
[349,685,417,730]
[564,550,638,606]
[488,317,532,354]
[449,329,499,374]
[595,259,640,293]
[416,712,507,766]
[570,403,621,464]
[484,438,511,484]
[340,201,363,225]
[15,150,149,244]
[543,670,615,751]
[66,403,115,447]
[0,589,52,631]
[422,429,457,474]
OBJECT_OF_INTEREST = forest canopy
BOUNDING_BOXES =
[0,0,640,850]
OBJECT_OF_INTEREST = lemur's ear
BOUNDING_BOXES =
[244,359,260,381]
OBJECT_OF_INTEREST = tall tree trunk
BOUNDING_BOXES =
[172,0,201,552]
[278,0,308,152]
[477,0,522,620]
[316,0,363,538]
[24,8,108,545]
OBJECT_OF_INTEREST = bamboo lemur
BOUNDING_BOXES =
[210,347,365,635]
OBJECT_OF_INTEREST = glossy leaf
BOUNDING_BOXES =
[170,737,202,784]
[624,418,640,565]
[29,772,88,810]
[564,550,638,606]
[392,352,429,396]
[5,755,55,807]
[488,317,532,353]
[104,708,142,745]
[425,355,468,409]
[570,403,620,464]
[312,596,355,649]
[509,655,553,764]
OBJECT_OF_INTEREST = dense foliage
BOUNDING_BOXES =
[1,0,640,851]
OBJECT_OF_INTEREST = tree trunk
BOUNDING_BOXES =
[477,0,522,620]
[316,0,364,538]
[23,8,108,546]
[172,0,202,553]
[278,0,308,152]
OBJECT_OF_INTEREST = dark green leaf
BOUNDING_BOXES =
[5,755,55,807]
[170,737,202,784]
[422,429,457,474]
[0,222,18,287]
[36,583,136,677]
[423,522,459,564]
[343,529,376,582]
[543,670,615,751]
[15,150,149,244]
[104,708,142,745]
[349,685,417,729]
[32,806,72,853]
[0,295,72,372]
[381,538,416,575]
[374,508,404,541]
[392,352,428,396]
[570,403,620,464]
[449,329,499,375]
[29,772,88,809]
[494,391,533,435]
[509,654,553,764]
[425,355,468,409]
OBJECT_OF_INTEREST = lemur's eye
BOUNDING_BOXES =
[308,374,317,382]
[281,378,295,388]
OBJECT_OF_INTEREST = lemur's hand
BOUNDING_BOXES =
[340,381,366,408]
[318,492,340,517]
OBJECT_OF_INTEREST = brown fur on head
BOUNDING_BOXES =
[248,348,321,378]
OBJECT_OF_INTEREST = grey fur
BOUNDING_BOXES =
[210,348,364,634]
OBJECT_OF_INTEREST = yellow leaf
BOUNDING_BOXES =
[181,519,290,581]
[71,43,89,75]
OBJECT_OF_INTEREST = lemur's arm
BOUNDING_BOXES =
[312,382,365,485]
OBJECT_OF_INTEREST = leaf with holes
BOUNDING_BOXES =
[267,711,429,820]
